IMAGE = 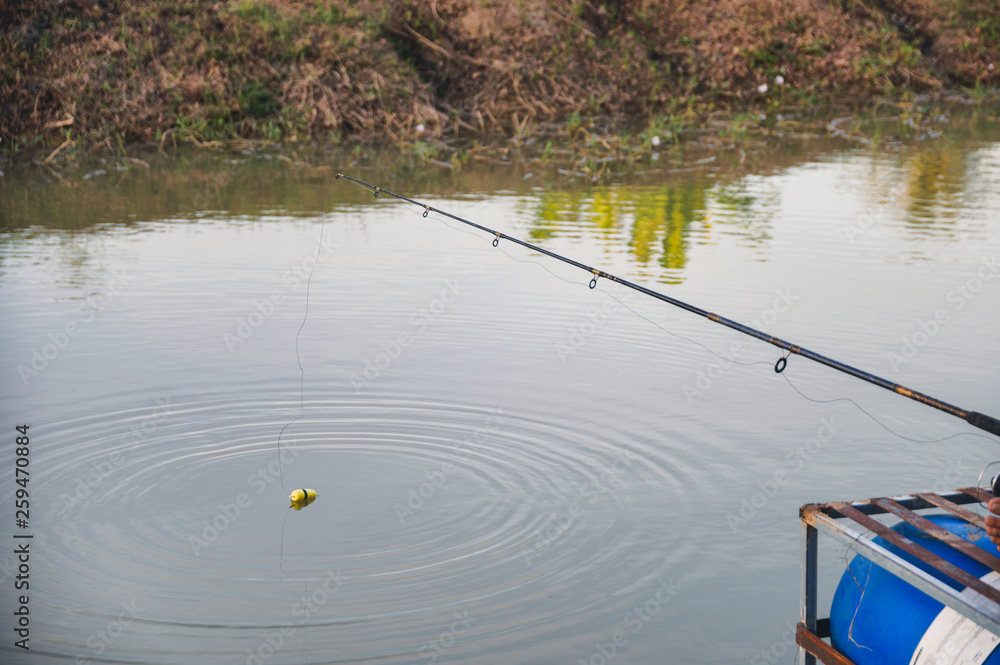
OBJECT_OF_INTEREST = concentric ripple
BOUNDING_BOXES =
[4,133,998,664]
[9,384,707,665]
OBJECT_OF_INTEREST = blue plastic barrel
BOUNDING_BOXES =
[830,514,1000,665]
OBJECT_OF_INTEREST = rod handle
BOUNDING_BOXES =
[967,411,1000,438]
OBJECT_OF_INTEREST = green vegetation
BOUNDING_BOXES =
[0,0,998,160]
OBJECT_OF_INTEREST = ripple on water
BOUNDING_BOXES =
[22,385,707,664]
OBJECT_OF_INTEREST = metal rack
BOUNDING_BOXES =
[796,487,1000,665]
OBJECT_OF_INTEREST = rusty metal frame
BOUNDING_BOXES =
[797,487,1000,665]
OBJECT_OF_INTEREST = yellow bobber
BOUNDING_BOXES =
[289,488,317,510]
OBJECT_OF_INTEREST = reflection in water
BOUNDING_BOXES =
[53,234,115,294]
[637,184,706,280]
[3,108,1000,286]
[532,182,710,283]
[531,190,578,241]
[709,178,780,249]
[2,110,1000,665]
[531,177,787,283]
[904,147,966,231]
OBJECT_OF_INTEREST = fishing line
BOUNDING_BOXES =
[415,189,1000,480]
[353,176,1000,519]
[778,372,997,446]
[601,275,981,447]
[280,506,291,565]
[597,285,775,369]
[337,173,1000,442]
[414,190,861,382]
[495,242,588,287]
[427,199,979,445]
[276,188,332,493]
[428,192,992,452]
[606,278,989,446]
[436,214,489,243]
[415,192,954,449]
[274,184,337,664]
[278,507,297,663]
[425,199,774,364]
[279,507,314,662]
[414,198,595,290]
[301,577,310,660]
[437,210,590,288]
[429,203,772,371]
[975,462,1000,509]
[599,270,985,445]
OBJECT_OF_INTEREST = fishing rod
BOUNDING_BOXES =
[336,173,1000,439]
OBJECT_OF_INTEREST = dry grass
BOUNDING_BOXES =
[0,0,997,156]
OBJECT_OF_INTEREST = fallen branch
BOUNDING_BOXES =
[43,138,75,164]
[44,114,74,130]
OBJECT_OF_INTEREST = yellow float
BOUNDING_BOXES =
[289,488,317,510]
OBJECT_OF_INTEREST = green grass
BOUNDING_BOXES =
[3,0,999,158]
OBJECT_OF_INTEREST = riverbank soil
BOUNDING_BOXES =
[1,0,998,153]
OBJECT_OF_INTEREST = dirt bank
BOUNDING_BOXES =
[1,0,998,155]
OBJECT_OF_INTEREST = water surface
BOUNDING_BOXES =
[2,114,1000,664]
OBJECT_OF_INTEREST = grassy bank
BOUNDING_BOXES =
[1,0,998,158]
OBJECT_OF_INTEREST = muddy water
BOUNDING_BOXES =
[2,112,1000,664]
